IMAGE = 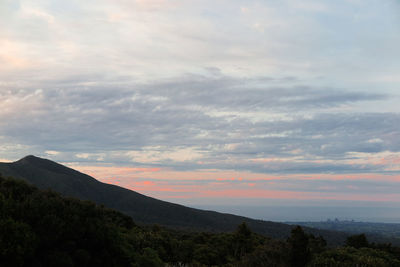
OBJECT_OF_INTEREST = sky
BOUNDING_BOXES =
[1,0,400,214]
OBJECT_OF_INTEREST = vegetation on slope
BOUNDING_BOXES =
[290,220,400,246]
[2,174,400,266]
[0,156,348,245]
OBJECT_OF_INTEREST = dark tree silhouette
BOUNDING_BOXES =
[288,226,310,267]
[346,233,369,248]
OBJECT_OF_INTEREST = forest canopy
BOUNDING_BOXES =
[1,174,400,267]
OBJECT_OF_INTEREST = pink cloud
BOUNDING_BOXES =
[66,164,400,202]
[67,165,160,178]
[136,180,156,186]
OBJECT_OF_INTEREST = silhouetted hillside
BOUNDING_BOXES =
[0,155,347,245]
[2,174,400,267]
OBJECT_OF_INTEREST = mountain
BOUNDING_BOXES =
[0,155,347,244]
[2,170,399,267]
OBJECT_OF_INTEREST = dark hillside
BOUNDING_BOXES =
[0,155,347,245]
[2,174,400,267]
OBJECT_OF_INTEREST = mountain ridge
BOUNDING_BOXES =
[0,155,348,244]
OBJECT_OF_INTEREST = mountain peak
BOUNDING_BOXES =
[13,155,78,176]
[20,155,40,161]
[16,155,47,164]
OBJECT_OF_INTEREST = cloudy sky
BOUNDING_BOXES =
[1,0,400,207]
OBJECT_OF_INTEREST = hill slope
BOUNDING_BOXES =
[0,155,346,244]
[3,173,400,267]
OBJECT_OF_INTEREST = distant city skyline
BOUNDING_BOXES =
[1,0,400,206]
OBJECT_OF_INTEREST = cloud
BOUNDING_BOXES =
[0,74,398,177]
[69,165,400,202]
[1,0,400,203]
[45,150,60,156]
[1,0,399,84]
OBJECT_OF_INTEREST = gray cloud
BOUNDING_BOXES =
[142,75,386,111]
[0,74,398,175]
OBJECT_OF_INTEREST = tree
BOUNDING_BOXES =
[0,217,37,267]
[287,226,310,267]
[346,234,369,249]
[232,222,254,259]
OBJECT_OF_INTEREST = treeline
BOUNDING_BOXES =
[292,220,400,245]
[1,175,400,266]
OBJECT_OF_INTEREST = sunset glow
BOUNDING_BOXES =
[67,164,400,203]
